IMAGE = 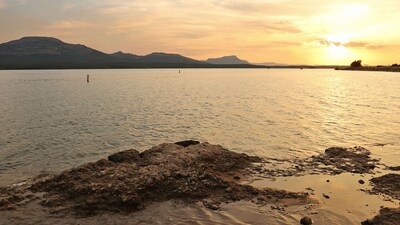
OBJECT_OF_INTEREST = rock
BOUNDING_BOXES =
[369,174,400,200]
[326,180,330,183]
[174,140,200,147]
[322,193,330,199]
[388,166,400,171]
[308,146,378,175]
[300,216,313,225]
[358,179,365,184]
[26,142,309,216]
[361,207,400,225]
[108,149,140,163]
[203,200,221,210]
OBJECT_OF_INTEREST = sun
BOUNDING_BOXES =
[324,34,352,64]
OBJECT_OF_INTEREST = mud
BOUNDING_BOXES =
[369,174,400,200]
[361,207,400,225]
[1,142,309,216]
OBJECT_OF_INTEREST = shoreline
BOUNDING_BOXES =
[0,66,337,71]
[335,66,400,73]
[1,141,399,224]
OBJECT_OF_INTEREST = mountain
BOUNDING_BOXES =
[206,55,249,65]
[254,62,289,67]
[110,51,140,60]
[138,52,204,64]
[0,37,265,69]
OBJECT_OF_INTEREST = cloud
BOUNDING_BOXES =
[45,20,96,30]
[343,41,386,49]
[318,39,386,49]
[244,20,302,34]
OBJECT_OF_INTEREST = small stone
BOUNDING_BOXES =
[326,180,330,183]
[300,216,313,225]
[358,179,365,184]
[323,193,330,199]
[233,176,241,180]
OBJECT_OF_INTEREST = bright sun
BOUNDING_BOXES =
[325,34,352,63]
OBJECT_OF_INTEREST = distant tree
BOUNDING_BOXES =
[391,63,399,67]
[350,60,362,67]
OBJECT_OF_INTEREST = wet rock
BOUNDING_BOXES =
[174,140,200,147]
[300,216,313,225]
[0,187,26,211]
[25,142,309,216]
[203,200,221,210]
[388,166,400,171]
[361,207,400,225]
[307,146,379,175]
[370,174,400,200]
[259,146,381,178]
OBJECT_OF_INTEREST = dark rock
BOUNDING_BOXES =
[203,200,221,210]
[361,207,400,225]
[300,216,313,225]
[108,149,140,163]
[388,166,400,171]
[309,146,378,174]
[358,179,365,184]
[370,174,400,200]
[26,142,309,216]
[322,193,330,199]
[174,140,200,147]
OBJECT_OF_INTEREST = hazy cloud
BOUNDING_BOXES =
[45,20,96,30]
[319,39,386,49]
[343,41,386,49]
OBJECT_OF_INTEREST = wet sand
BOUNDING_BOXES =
[0,141,399,224]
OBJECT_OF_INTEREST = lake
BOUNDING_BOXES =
[0,69,399,185]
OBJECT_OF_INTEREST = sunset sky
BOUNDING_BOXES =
[0,0,399,65]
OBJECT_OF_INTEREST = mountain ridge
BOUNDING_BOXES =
[0,37,264,69]
[206,55,249,65]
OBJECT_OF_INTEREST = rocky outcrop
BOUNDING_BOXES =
[24,142,309,216]
[370,174,400,200]
[362,207,400,225]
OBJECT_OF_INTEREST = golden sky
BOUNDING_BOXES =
[0,0,399,65]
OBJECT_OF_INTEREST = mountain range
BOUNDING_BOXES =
[206,55,249,65]
[0,37,262,69]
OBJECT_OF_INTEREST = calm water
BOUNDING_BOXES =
[0,69,399,185]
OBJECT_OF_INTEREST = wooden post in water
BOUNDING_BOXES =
[87,74,90,83]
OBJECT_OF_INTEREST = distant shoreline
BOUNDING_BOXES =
[0,65,338,70]
[335,66,400,73]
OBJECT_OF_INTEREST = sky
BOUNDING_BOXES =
[0,0,399,65]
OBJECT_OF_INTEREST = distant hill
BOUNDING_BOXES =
[206,55,249,65]
[110,51,140,60]
[0,37,265,69]
[137,52,203,64]
[254,62,288,67]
